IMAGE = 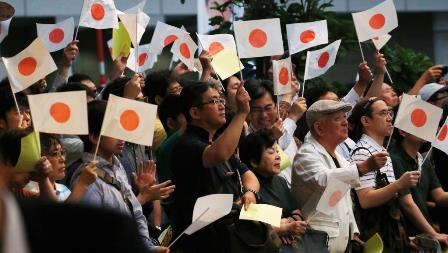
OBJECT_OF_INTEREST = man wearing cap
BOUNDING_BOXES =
[418,82,448,108]
[291,100,388,253]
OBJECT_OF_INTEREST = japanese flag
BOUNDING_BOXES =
[234,18,284,58]
[316,177,350,216]
[117,4,150,48]
[273,57,292,95]
[36,17,74,53]
[149,21,188,55]
[433,117,448,156]
[27,91,88,135]
[171,34,198,71]
[2,38,57,93]
[126,44,157,72]
[79,0,119,29]
[304,39,341,80]
[286,20,328,55]
[372,34,391,51]
[0,17,12,43]
[101,94,158,146]
[197,34,237,56]
[352,0,398,42]
[394,94,443,143]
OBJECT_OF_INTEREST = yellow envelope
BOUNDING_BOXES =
[112,21,132,60]
[239,204,282,228]
[363,233,384,253]
[14,131,41,173]
[276,144,291,171]
[211,48,243,80]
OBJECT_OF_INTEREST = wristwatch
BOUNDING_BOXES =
[243,188,260,201]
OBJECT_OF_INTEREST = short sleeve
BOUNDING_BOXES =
[351,147,375,190]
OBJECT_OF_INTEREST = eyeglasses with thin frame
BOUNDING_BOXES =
[47,149,67,159]
[196,98,226,107]
[374,108,395,119]
[250,104,275,114]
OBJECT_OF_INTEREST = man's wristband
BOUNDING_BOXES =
[243,188,260,201]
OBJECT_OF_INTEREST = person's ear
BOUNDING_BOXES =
[0,119,6,130]
[250,160,259,169]
[166,118,176,131]
[155,95,163,105]
[189,107,201,121]
[314,121,325,137]
[360,115,370,127]
[88,134,99,147]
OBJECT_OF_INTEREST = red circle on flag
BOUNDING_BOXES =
[300,30,315,44]
[18,57,37,76]
[329,190,342,207]
[91,3,105,21]
[248,29,267,48]
[438,125,448,141]
[318,52,330,68]
[369,13,385,30]
[120,110,140,131]
[208,42,224,55]
[49,28,65,44]
[164,35,177,46]
[373,36,379,40]
[50,102,71,123]
[411,108,427,127]
[278,67,289,85]
[180,43,191,59]
[138,53,148,66]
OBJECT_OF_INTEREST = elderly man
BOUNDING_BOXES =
[292,100,387,253]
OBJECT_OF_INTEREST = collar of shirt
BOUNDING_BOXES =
[392,144,423,168]
[359,134,385,152]
[185,124,212,143]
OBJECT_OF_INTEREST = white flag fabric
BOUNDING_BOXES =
[372,33,391,51]
[2,38,57,93]
[126,44,157,72]
[197,34,237,56]
[286,20,328,55]
[117,1,150,48]
[0,17,12,43]
[171,34,198,71]
[184,194,233,235]
[149,21,188,55]
[79,0,119,29]
[316,177,350,216]
[394,94,443,143]
[28,91,88,135]
[101,94,157,146]
[36,17,74,52]
[234,18,284,58]
[304,39,341,80]
[352,0,398,42]
[433,117,448,156]
[273,57,292,95]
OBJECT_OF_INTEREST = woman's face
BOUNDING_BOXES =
[46,143,66,181]
[253,144,281,177]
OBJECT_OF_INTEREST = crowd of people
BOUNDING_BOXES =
[0,36,447,253]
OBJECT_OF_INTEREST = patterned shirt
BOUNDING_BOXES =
[350,134,396,190]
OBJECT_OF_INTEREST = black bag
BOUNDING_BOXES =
[224,209,282,253]
[294,228,329,253]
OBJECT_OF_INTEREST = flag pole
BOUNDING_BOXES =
[419,147,432,173]
[358,42,366,62]
[135,13,139,74]
[300,79,306,98]
[93,135,102,161]
[168,208,210,248]
[277,96,280,119]
[385,127,394,150]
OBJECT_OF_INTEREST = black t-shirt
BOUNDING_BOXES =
[170,124,249,252]
[256,173,298,218]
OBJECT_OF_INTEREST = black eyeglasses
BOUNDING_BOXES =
[196,98,226,107]
[47,149,67,159]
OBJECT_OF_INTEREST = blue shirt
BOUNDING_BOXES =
[71,152,157,252]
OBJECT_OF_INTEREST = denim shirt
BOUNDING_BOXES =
[71,152,156,252]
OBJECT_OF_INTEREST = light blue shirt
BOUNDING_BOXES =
[71,152,157,251]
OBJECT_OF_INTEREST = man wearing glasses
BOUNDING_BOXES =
[170,81,259,253]
[349,98,448,250]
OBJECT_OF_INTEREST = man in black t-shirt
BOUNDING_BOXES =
[171,81,260,253]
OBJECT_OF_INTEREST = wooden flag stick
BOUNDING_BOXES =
[358,42,366,62]
[168,208,210,248]
[300,79,306,98]
[93,134,102,162]
[385,127,394,150]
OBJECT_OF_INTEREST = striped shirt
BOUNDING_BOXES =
[350,134,396,190]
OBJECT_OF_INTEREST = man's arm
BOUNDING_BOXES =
[431,188,448,207]
[202,83,250,168]
[408,65,444,95]
[51,40,79,90]
[365,52,386,98]
[399,194,448,244]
